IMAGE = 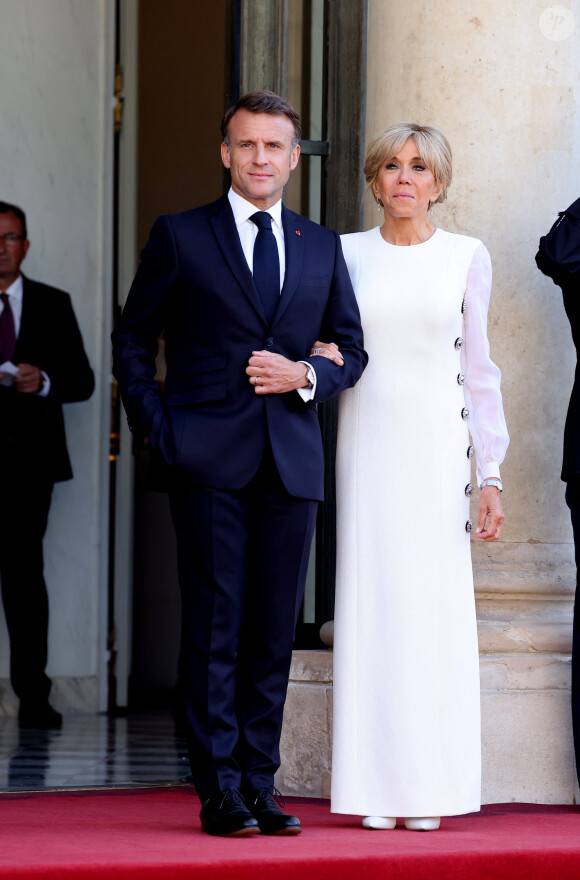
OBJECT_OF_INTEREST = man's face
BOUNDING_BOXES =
[221,109,300,209]
[0,211,29,289]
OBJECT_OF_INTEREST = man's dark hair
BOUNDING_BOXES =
[0,201,27,238]
[221,90,302,147]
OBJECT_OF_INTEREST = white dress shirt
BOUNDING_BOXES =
[1,274,24,335]
[227,188,316,400]
[228,188,285,289]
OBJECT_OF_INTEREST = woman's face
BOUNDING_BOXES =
[373,138,441,221]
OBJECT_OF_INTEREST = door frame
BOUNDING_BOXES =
[110,0,139,708]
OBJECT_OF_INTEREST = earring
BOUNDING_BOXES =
[428,201,434,217]
[375,194,383,212]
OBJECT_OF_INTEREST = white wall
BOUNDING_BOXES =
[0,0,114,710]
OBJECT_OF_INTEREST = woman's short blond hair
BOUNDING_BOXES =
[364,123,453,205]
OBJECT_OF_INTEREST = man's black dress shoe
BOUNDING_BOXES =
[244,788,301,835]
[200,788,260,837]
[18,703,62,730]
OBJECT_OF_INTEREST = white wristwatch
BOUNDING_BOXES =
[479,478,502,492]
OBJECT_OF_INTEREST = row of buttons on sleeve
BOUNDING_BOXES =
[456,300,474,533]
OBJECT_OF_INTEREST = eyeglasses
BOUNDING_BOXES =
[0,233,25,244]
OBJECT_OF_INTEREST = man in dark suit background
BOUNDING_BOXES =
[0,200,94,729]
[113,91,367,836]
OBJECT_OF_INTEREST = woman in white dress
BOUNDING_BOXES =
[315,124,509,831]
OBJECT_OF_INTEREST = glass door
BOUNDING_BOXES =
[229,0,368,647]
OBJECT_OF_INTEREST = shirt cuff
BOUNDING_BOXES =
[296,361,316,402]
[36,371,50,398]
[477,461,501,485]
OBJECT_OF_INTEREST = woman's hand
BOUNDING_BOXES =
[310,340,344,366]
[474,486,504,541]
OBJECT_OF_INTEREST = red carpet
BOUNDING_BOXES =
[1,787,580,879]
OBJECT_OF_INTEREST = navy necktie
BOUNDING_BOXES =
[250,211,280,324]
[0,292,16,363]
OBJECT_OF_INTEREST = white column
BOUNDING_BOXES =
[363,0,580,802]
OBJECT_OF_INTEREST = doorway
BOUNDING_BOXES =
[113,0,228,709]
[112,0,368,710]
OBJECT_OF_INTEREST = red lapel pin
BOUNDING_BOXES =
[295,230,301,235]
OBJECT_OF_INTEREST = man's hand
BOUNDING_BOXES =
[13,363,44,394]
[246,351,310,395]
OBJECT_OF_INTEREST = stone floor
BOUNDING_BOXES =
[0,712,191,792]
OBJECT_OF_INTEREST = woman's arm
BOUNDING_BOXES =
[462,241,510,540]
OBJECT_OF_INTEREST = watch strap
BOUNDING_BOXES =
[480,478,502,492]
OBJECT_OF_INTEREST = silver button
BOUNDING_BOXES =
[461,407,469,420]
[465,483,474,497]
[461,300,468,314]
[454,337,464,350]
[465,519,473,533]
[457,373,465,385]
[467,445,475,459]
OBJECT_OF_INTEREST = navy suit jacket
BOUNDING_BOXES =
[0,275,94,482]
[112,195,367,500]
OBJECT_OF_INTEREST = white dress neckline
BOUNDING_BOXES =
[375,224,441,249]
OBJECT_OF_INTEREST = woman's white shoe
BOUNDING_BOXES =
[362,816,397,830]
[404,816,440,831]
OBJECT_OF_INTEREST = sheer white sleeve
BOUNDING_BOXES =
[460,241,509,486]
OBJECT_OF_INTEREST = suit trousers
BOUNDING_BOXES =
[168,445,318,801]
[565,479,580,783]
[0,460,53,707]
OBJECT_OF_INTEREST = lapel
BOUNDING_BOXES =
[272,205,305,326]
[209,195,267,324]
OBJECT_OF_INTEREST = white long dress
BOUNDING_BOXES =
[331,226,509,818]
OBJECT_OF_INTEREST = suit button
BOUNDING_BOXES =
[266,337,274,347]
[454,337,464,350]
[467,445,475,459]
[461,407,469,420]
[457,373,465,385]
[465,483,474,497]
[465,519,473,533]
[461,300,468,314]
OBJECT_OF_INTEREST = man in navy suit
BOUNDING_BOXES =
[112,91,367,837]
[0,200,94,728]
